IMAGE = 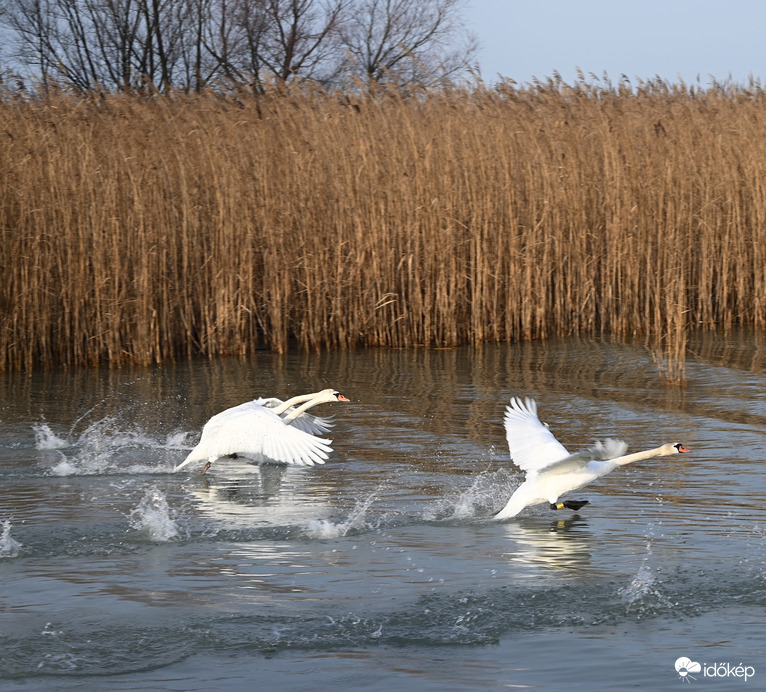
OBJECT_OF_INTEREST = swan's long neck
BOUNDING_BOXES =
[282,394,329,424]
[613,445,672,466]
[272,392,320,415]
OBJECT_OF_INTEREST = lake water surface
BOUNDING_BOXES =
[1,334,765,690]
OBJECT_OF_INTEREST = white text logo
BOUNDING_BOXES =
[676,657,701,682]
[675,657,755,683]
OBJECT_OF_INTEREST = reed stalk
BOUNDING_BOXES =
[2,80,765,371]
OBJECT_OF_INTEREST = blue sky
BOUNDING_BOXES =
[467,0,765,86]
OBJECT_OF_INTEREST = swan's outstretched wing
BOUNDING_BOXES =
[288,412,335,435]
[503,397,571,473]
[255,397,334,434]
[256,397,283,408]
[174,401,332,471]
[535,438,629,475]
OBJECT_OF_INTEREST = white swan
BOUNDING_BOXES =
[174,389,350,473]
[494,396,690,520]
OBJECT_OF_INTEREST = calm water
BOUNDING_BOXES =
[1,335,765,690]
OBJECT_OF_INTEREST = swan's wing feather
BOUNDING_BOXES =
[590,438,628,460]
[217,406,332,466]
[175,401,333,470]
[536,438,629,474]
[260,426,333,466]
[255,397,283,409]
[503,397,571,473]
[259,397,335,434]
[252,398,333,433]
[288,412,335,435]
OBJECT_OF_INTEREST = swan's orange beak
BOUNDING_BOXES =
[336,393,350,402]
[676,444,691,453]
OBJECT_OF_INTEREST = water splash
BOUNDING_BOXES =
[50,457,79,476]
[619,534,673,613]
[423,468,512,521]
[128,487,180,541]
[305,491,379,538]
[41,622,62,637]
[619,562,660,603]
[33,422,69,450]
[42,415,191,475]
[0,520,22,558]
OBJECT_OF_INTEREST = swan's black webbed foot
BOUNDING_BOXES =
[550,500,589,511]
[202,461,212,474]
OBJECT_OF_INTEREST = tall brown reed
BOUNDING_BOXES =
[2,79,766,371]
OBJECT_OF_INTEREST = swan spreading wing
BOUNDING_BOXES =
[497,394,687,519]
[504,397,571,472]
[176,401,333,470]
[504,397,628,474]
[256,397,335,435]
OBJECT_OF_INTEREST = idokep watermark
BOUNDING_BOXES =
[675,657,756,683]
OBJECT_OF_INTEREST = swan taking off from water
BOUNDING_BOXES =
[494,396,690,520]
[174,389,350,473]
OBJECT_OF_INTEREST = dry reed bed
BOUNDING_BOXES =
[1,81,766,371]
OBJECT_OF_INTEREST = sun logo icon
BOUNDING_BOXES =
[675,657,701,682]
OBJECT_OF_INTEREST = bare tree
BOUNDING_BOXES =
[261,0,346,84]
[338,0,478,87]
[84,0,145,90]
[0,0,477,93]
[203,0,347,93]
[4,0,198,92]
[4,0,60,90]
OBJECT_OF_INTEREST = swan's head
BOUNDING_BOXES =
[667,442,691,455]
[315,388,350,403]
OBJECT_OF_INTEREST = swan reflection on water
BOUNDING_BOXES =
[187,460,335,526]
[499,515,595,573]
